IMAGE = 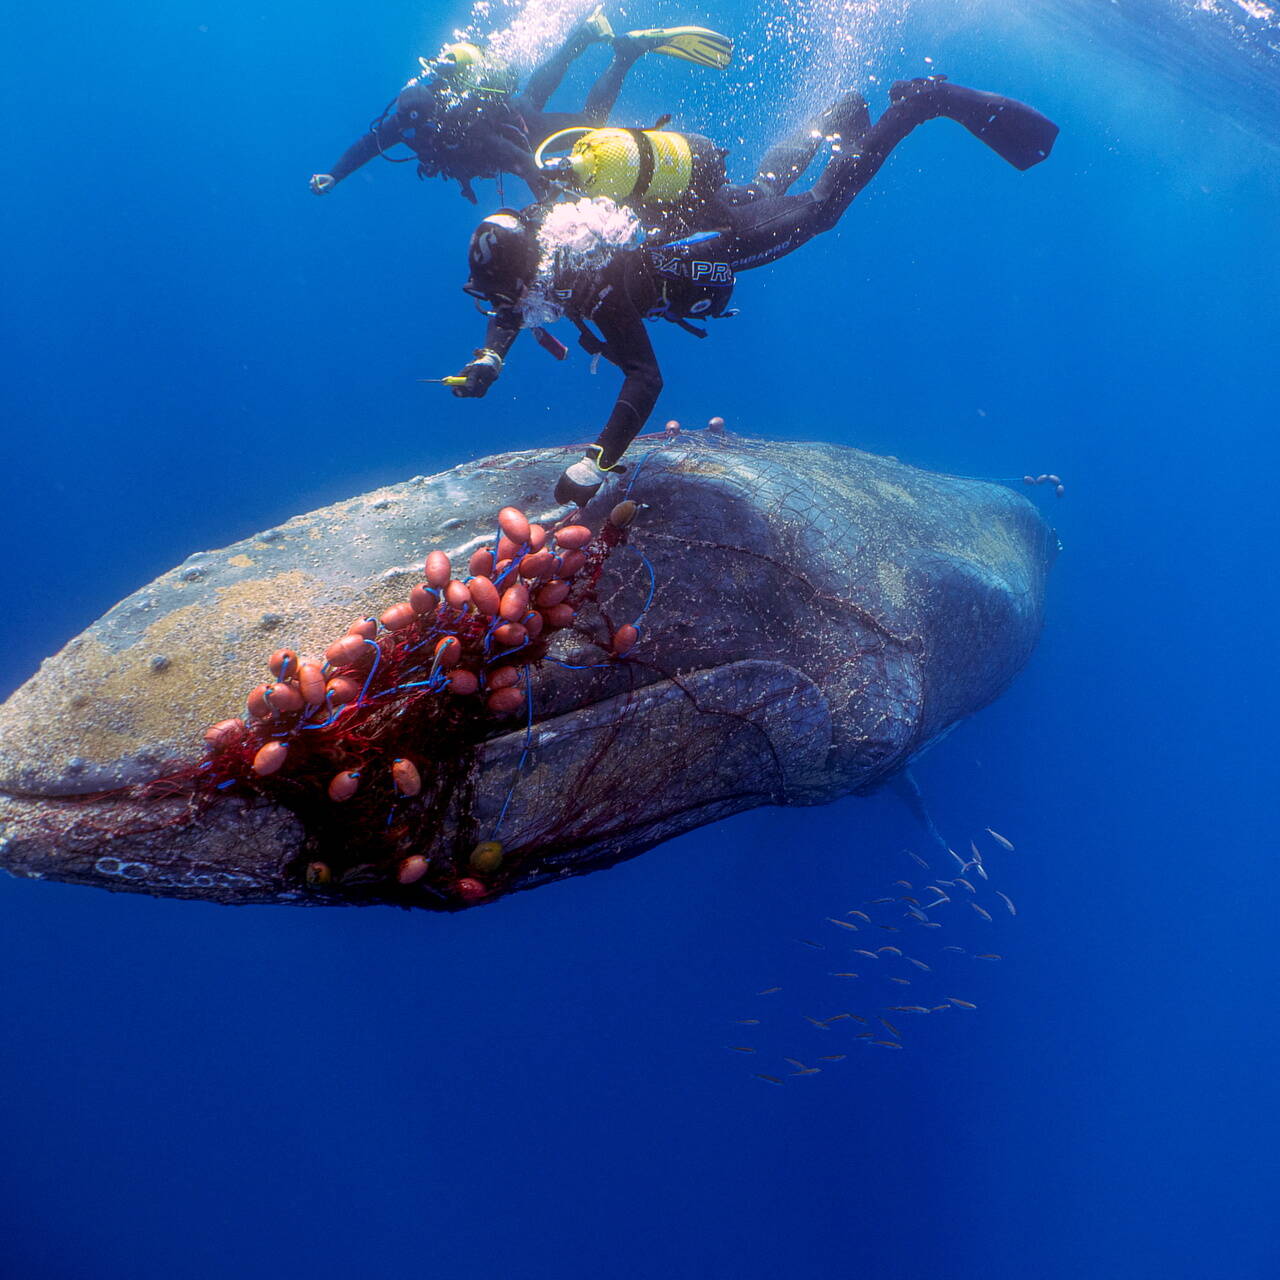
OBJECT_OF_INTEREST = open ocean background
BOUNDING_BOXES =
[2,1,1277,1276]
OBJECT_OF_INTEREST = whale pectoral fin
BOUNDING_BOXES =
[884,768,950,856]
[475,660,832,885]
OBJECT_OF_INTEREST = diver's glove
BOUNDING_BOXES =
[450,349,504,398]
[554,446,623,506]
[309,173,336,195]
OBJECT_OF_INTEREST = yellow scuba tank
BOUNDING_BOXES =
[426,42,517,97]
[533,127,726,206]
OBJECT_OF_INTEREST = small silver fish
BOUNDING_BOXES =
[986,827,1015,851]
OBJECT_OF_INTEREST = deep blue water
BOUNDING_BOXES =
[2,2,1278,1277]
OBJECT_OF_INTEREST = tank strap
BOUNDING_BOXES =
[568,313,609,359]
[626,129,657,203]
[669,315,708,339]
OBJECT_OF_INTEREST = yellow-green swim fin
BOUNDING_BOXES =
[625,26,734,71]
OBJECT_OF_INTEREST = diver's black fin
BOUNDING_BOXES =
[937,84,1059,170]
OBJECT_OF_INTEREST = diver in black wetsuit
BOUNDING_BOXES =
[309,9,733,202]
[448,76,1060,505]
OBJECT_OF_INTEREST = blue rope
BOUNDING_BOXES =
[300,691,348,732]
[490,673,535,839]
[634,552,656,622]
[493,546,529,586]
[624,449,658,498]
[355,638,382,703]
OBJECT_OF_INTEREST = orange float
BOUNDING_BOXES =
[268,649,299,679]
[554,524,592,550]
[252,741,289,776]
[468,575,501,616]
[497,506,531,545]
[298,662,327,706]
[391,758,422,796]
[398,855,429,885]
[328,770,361,802]
[380,602,417,632]
[424,550,451,589]
[486,687,525,715]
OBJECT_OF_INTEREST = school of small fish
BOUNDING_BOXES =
[727,826,1023,1083]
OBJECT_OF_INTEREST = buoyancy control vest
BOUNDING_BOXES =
[645,232,737,336]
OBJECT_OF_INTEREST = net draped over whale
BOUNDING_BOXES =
[0,433,1055,909]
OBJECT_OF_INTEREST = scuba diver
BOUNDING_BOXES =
[447,76,1060,504]
[308,8,734,202]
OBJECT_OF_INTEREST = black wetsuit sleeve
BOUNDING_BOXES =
[328,114,405,183]
[588,257,663,467]
[480,317,522,362]
[482,133,551,199]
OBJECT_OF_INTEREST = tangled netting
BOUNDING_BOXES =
[185,502,650,908]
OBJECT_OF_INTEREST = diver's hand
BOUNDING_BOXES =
[554,454,609,506]
[450,349,503,398]
[309,173,336,195]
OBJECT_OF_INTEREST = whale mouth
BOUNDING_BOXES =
[468,660,834,891]
[0,660,833,908]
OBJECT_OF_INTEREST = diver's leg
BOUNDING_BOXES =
[520,6,613,112]
[803,91,945,234]
[716,190,828,272]
[581,25,736,122]
[710,92,875,268]
[579,41,646,124]
[805,78,1057,234]
[752,90,870,195]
